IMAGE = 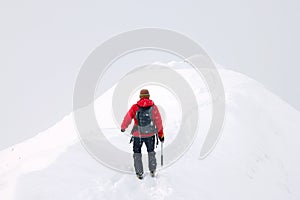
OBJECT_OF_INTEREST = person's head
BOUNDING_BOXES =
[139,89,150,99]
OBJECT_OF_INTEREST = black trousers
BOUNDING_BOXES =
[133,136,155,153]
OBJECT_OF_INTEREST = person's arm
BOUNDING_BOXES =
[153,105,164,140]
[121,105,136,131]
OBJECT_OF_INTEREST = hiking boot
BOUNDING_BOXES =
[150,170,156,177]
[136,173,144,180]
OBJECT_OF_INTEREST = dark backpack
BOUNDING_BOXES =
[136,105,157,134]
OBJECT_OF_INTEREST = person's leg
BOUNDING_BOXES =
[133,137,143,175]
[145,136,157,173]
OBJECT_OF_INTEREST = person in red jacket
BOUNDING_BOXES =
[121,89,164,179]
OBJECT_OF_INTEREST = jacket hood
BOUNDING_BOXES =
[137,98,154,107]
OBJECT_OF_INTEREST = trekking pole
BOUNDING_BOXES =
[161,142,163,167]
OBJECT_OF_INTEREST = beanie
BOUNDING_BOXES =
[139,89,150,98]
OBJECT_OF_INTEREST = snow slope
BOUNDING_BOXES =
[0,64,300,200]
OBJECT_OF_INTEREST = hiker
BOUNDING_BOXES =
[121,89,164,179]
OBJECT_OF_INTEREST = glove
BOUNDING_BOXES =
[121,129,125,132]
[159,135,164,143]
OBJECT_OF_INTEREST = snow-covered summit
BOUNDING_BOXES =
[0,64,300,200]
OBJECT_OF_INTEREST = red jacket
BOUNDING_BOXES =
[121,98,164,138]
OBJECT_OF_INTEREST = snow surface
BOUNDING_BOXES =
[1,63,300,200]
